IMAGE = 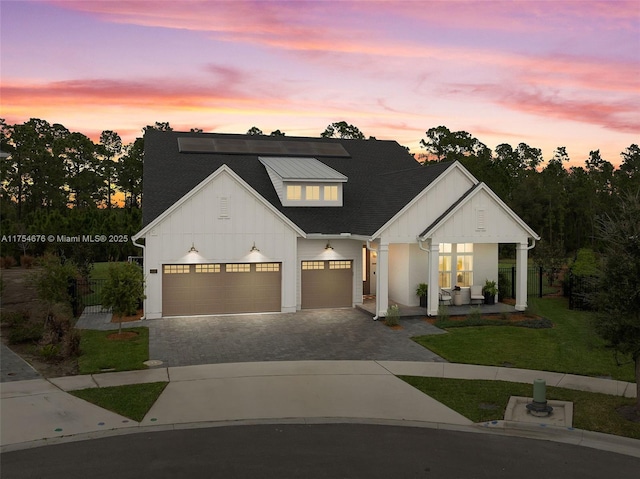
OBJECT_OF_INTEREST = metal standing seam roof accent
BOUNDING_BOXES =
[258,157,348,182]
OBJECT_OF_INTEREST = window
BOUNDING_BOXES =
[305,185,320,200]
[302,261,324,270]
[164,265,190,274]
[195,264,220,273]
[324,185,338,201]
[329,260,351,269]
[455,243,473,287]
[256,263,280,272]
[438,243,452,288]
[286,185,302,201]
[226,264,250,273]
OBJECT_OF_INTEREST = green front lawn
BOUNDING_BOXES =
[413,297,635,382]
[400,376,640,440]
[71,382,167,422]
[79,327,149,374]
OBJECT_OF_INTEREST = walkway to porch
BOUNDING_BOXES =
[356,296,516,318]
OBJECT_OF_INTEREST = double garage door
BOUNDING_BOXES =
[163,259,353,316]
[162,263,281,317]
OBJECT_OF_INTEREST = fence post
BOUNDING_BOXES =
[539,266,543,298]
[568,273,574,309]
[511,266,515,299]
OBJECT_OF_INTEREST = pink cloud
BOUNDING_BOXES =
[450,82,640,134]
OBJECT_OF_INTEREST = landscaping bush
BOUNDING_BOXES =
[437,304,450,322]
[1,256,16,269]
[20,255,35,269]
[4,310,44,344]
[37,302,80,361]
[385,304,400,326]
[468,307,482,322]
[30,255,78,310]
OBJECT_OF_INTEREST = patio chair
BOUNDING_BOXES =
[470,285,484,305]
[439,289,452,305]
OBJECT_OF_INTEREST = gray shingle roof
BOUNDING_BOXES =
[142,130,453,236]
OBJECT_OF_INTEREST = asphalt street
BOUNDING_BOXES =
[3,424,639,479]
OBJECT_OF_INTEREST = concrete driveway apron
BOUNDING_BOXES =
[148,308,446,367]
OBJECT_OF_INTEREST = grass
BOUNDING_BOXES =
[79,327,149,374]
[70,382,167,422]
[399,376,640,440]
[413,297,636,382]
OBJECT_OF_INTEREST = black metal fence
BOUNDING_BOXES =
[69,278,107,316]
[497,266,543,299]
[566,274,597,310]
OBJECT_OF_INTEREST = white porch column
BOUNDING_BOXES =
[515,242,528,311]
[427,241,440,316]
[376,241,389,317]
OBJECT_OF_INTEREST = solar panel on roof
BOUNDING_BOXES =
[177,137,350,157]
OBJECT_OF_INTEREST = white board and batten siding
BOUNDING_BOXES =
[142,169,300,319]
[380,166,475,243]
[428,188,533,245]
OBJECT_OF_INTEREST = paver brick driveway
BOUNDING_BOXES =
[148,308,446,367]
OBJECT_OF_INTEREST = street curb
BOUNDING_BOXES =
[477,420,640,458]
[3,416,639,458]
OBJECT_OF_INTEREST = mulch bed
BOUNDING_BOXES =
[106,331,139,340]
[110,309,144,323]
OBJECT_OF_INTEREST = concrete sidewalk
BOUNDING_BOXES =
[1,361,638,457]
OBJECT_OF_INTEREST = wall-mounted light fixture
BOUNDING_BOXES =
[325,241,334,250]
[188,243,198,253]
[250,242,260,252]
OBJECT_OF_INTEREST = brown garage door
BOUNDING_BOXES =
[162,263,281,317]
[301,260,353,309]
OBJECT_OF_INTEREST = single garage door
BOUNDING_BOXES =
[162,263,281,317]
[301,260,353,309]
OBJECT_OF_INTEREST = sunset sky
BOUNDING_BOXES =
[1,0,639,167]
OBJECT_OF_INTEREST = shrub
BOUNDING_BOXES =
[437,304,450,322]
[468,307,482,322]
[39,343,61,360]
[1,256,16,269]
[20,255,35,269]
[385,304,400,326]
[516,317,553,329]
[30,255,78,307]
[37,303,80,361]
[5,311,44,344]
[571,248,599,277]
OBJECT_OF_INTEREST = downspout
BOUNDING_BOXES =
[365,239,380,320]
[527,238,536,250]
[132,235,146,320]
[417,236,431,314]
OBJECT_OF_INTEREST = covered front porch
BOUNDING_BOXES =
[357,296,517,318]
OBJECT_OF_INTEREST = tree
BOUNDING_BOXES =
[246,126,263,135]
[593,190,640,413]
[97,130,122,208]
[321,121,365,139]
[116,138,144,209]
[419,126,491,164]
[100,262,145,333]
[269,129,286,136]
[615,144,640,195]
